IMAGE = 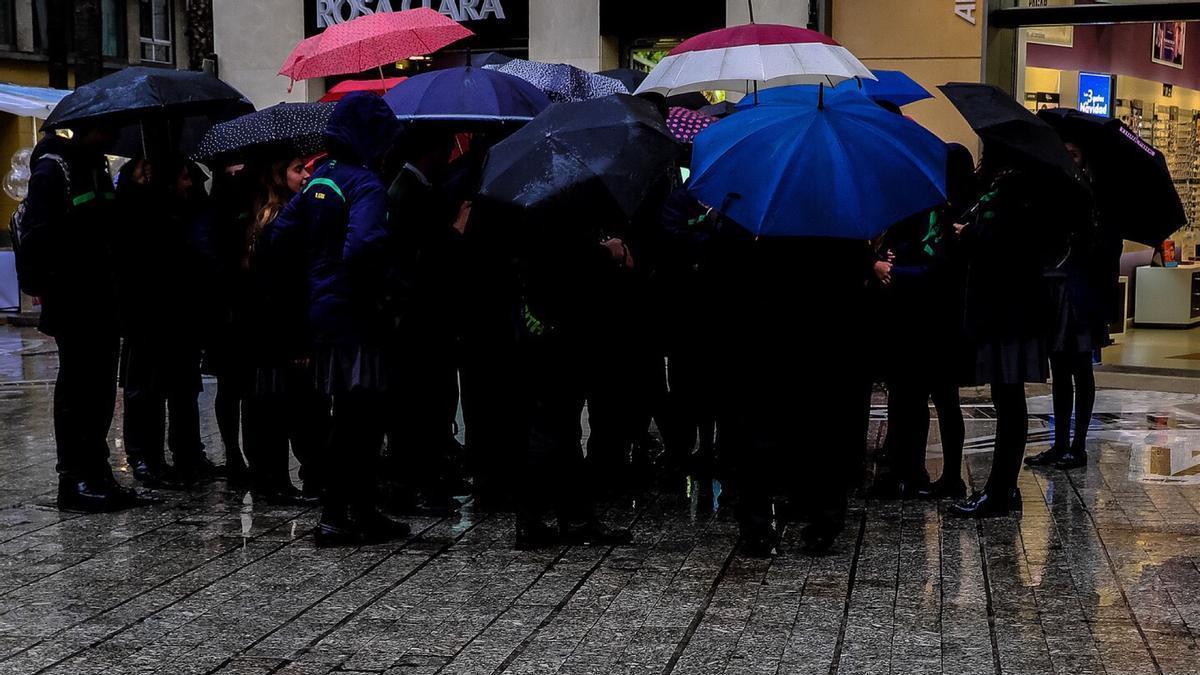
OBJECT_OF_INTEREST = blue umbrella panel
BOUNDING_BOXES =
[690,85,948,239]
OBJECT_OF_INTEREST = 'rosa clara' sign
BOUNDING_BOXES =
[316,0,507,28]
[954,1,976,24]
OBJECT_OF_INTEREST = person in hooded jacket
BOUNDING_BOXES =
[265,93,410,546]
[116,157,215,487]
[21,121,142,512]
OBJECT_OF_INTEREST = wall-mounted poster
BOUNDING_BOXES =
[1023,0,1073,47]
[1153,21,1186,69]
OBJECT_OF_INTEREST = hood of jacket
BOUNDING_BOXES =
[323,92,402,168]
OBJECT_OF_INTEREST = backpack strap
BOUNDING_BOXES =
[304,177,345,202]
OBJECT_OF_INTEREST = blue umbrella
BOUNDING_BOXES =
[384,66,551,123]
[734,70,932,109]
[689,85,947,239]
[484,59,627,102]
[862,70,933,107]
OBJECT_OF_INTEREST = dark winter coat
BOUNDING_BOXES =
[266,93,402,348]
[385,163,458,342]
[22,134,119,337]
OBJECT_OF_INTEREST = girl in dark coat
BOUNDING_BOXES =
[873,143,974,500]
[241,155,328,503]
[266,93,408,546]
[1025,142,1113,471]
[117,157,214,486]
[948,145,1067,518]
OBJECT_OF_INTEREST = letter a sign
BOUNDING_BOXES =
[955,1,977,25]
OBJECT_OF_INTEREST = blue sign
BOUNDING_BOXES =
[1078,72,1113,117]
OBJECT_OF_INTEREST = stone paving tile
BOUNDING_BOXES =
[1,326,1199,673]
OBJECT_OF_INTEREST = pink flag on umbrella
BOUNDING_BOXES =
[280,8,472,84]
[666,106,718,143]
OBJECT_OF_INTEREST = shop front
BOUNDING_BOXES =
[988,1,1200,373]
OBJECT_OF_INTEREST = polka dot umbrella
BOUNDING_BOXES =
[484,59,627,103]
[666,106,718,144]
[194,102,336,162]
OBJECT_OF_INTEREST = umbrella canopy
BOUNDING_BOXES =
[699,101,738,118]
[43,67,250,132]
[861,70,932,107]
[484,59,627,102]
[1038,107,1186,243]
[280,8,472,83]
[635,23,875,97]
[688,85,947,239]
[479,94,679,221]
[194,102,335,162]
[665,92,712,111]
[319,77,408,101]
[383,66,551,123]
[599,68,648,93]
[0,83,70,119]
[939,83,1077,178]
[666,106,717,143]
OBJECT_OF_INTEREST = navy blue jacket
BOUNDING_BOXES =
[266,94,401,347]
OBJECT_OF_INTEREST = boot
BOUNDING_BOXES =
[314,506,367,547]
[58,474,143,513]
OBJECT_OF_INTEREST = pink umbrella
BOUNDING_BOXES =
[635,23,874,97]
[319,77,408,102]
[666,106,718,144]
[280,8,472,85]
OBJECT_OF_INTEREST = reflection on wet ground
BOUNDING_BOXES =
[0,325,1198,674]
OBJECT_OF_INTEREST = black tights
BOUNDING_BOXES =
[931,383,965,484]
[1050,351,1095,450]
[985,382,1027,495]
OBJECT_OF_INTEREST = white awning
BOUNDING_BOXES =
[0,83,71,119]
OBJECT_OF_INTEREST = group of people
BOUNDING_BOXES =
[18,90,1119,556]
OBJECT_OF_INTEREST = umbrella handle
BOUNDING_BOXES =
[747,0,755,23]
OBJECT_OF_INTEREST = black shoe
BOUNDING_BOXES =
[515,519,560,550]
[1054,447,1088,470]
[353,506,412,544]
[1024,445,1067,468]
[173,453,220,485]
[947,488,1021,518]
[314,508,368,547]
[560,520,633,547]
[255,483,317,506]
[895,477,932,500]
[57,475,143,513]
[915,476,968,500]
[800,521,842,555]
[129,457,172,486]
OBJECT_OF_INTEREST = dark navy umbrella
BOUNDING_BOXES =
[43,67,250,131]
[194,102,335,161]
[383,66,551,123]
[599,68,648,93]
[1039,107,1186,244]
[689,85,947,239]
[484,59,627,102]
[861,70,932,107]
[479,94,678,221]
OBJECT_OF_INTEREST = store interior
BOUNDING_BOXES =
[1022,19,1200,373]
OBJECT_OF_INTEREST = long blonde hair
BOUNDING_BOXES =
[244,158,297,269]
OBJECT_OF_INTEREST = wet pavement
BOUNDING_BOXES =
[0,325,1198,674]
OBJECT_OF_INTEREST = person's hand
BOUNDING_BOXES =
[873,260,893,286]
[452,201,472,235]
[885,249,896,263]
[953,222,967,238]
[602,237,634,269]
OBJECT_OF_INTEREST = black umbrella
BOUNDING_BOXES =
[43,67,250,132]
[699,101,737,118]
[939,82,1077,178]
[666,92,711,110]
[478,94,679,221]
[194,102,336,162]
[599,68,648,93]
[1038,107,1187,243]
[111,98,252,159]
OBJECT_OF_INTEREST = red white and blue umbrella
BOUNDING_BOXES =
[635,23,874,97]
